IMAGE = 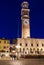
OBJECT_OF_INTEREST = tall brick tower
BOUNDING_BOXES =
[21,1,30,38]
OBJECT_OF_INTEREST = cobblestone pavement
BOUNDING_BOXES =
[0,59,44,65]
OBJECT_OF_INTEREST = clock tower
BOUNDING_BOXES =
[21,1,30,38]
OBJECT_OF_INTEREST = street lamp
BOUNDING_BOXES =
[16,45,20,60]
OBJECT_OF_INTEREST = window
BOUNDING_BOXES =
[25,52,27,54]
[24,12,28,15]
[0,41,1,43]
[37,44,39,47]
[42,44,44,47]
[31,44,33,46]
[7,51,8,52]
[4,41,6,43]
[4,46,6,49]
[30,48,32,51]
[41,48,43,51]
[25,43,27,46]
[7,41,9,44]
[37,48,39,54]
[20,48,21,52]
[20,43,22,46]
[7,46,9,48]
[27,48,28,50]
[33,48,35,51]
[30,48,33,53]
[37,48,39,51]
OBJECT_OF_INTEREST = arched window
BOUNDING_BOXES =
[27,48,28,50]
[31,44,33,47]
[30,48,33,53]
[20,48,21,52]
[37,48,39,54]
[42,44,44,47]
[0,41,1,43]
[37,44,39,47]
[23,48,25,52]
[25,43,28,46]
[20,43,22,46]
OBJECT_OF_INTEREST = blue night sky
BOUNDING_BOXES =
[0,0,44,40]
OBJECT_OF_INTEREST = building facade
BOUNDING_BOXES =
[0,38,10,53]
[17,38,44,55]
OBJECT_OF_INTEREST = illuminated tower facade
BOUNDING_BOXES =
[21,1,30,38]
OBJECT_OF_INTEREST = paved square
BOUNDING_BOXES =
[0,59,44,65]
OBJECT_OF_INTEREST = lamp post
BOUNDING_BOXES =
[16,45,20,60]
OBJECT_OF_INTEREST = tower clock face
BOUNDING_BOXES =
[23,19,29,25]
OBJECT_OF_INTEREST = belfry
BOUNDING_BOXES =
[21,1,30,38]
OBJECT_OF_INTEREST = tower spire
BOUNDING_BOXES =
[21,1,29,8]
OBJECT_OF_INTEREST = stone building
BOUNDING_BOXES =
[17,38,44,55]
[13,1,44,56]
